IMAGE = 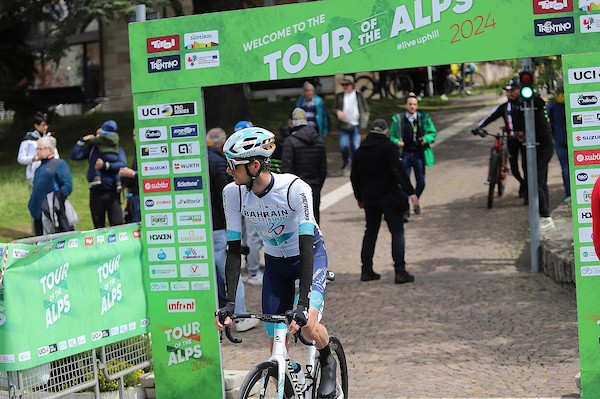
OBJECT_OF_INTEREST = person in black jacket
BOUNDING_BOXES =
[281,108,327,223]
[351,119,419,283]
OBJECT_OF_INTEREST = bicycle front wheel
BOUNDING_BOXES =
[237,361,293,399]
[487,153,501,209]
[468,72,486,95]
[389,74,414,99]
[355,76,375,99]
[313,336,349,399]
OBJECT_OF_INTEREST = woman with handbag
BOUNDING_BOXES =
[28,136,74,236]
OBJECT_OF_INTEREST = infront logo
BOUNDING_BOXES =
[167,299,196,313]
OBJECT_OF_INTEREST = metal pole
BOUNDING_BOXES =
[135,4,146,22]
[521,58,540,273]
[426,66,435,97]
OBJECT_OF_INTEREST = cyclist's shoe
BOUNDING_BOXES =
[540,217,555,231]
[317,354,337,398]
[395,270,415,284]
[360,270,381,281]
[414,204,421,215]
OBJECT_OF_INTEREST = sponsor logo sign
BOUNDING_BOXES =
[581,14,600,33]
[173,159,202,174]
[580,246,599,262]
[143,178,171,193]
[170,124,199,139]
[144,195,173,210]
[141,160,170,176]
[572,111,600,127]
[568,67,600,84]
[573,130,600,147]
[108,234,117,243]
[133,230,142,238]
[176,211,205,225]
[576,188,593,204]
[171,141,201,156]
[534,16,575,36]
[185,51,220,69]
[580,265,600,276]
[167,298,196,313]
[149,264,178,279]
[148,247,177,262]
[570,91,600,108]
[97,235,105,245]
[138,126,168,141]
[575,149,600,165]
[150,282,169,292]
[148,55,181,73]
[578,207,593,224]
[119,232,128,241]
[147,229,176,244]
[147,35,180,53]
[174,176,203,191]
[191,281,211,291]
[184,30,219,49]
[137,102,197,120]
[178,246,208,261]
[145,213,174,227]
[575,168,600,185]
[180,263,209,278]
[533,0,574,14]
[12,249,29,258]
[68,239,78,248]
[171,281,190,291]
[140,143,169,159]
[84,237,94,246]
[55,241,65,249]
[177,228,207,243]
[579,226,593,243]
[175,193,204,208]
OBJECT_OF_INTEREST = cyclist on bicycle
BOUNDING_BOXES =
[214,127,336,398]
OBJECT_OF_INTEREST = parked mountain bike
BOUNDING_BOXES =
[355,70,414,99]
[220,271,348,399]
[471,127,510,209]
[445,64,487,96]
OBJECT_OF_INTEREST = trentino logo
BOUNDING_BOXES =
[170,124,199,139]
[148,55,181,73]
[174,176,202,191]
[534,16,574,36]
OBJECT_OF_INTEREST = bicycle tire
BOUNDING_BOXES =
[237,361,294,399]
[468,72,486,96]
[355,76,375,99]
[389,74,414,99]
[487,153,501,209]
[312,336,349,399]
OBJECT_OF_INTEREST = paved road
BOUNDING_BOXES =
[221,94,580,399]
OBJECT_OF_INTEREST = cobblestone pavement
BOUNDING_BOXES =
[221,95,580,399]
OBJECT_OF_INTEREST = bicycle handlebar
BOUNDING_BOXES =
[223,313,314,346]
[471,127,508,139]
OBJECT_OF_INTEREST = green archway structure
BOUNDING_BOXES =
[128,1,600,397]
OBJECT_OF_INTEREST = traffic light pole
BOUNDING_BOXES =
[521,58,540,273]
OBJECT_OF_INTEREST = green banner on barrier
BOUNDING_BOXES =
[564,53,600,397]
[129,0,597,93]
[0,226,149,371]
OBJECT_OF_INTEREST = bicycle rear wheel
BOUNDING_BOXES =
[312,336,349,399]
[487,153,501,209]
[467,72,486,95]
[355,76,375,99]
[237,361,293,399]
[389,74,414,99]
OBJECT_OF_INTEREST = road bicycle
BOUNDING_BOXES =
[220,271,348,399]
[472,127,510,209]
[445,65,487,96]
[355,70,414,100]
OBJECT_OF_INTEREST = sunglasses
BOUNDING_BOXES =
[226,158,250,170]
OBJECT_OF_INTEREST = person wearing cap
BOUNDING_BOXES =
[295,81,330,137]
[333,75,370,172]
[350,119,419,284]
[281,108,327,223]
[71,120,127,228]
[474,76,555,230]
[389,93,437,218]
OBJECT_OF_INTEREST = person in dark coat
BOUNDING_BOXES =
[351,119,418,284]
[281,108,327,223]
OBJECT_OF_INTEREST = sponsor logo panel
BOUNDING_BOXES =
[167,298,196,312]
[533,16,575,36]
[184,30,219,49]
[174,176,203,191]
[581,14,600,33]
[185,50,220,69]
[177,228,207,243]
[568,67,600,84]
[580,246,599,262]
[580,265,600,277]
[191,281,211,290]
[150,282,169,292]
[578,207,593,224]
[175,193,204,208]
[149,264,178,279]
[576,188,593,204]
[145,212,174,227]
[148,247,177,262]
[173,159,202,174]
[143,178,171,193]
[570,91,600,108]
[579,226,593,243]
[170,124,199,139]
[147,229,176,244]
[574,149,600,165]
[179,246,208,261]
[176,211,205,225]
[572,111,600,127]
[572,130,600,147]
[137,102,197,120]
[171,281,190,291]
[180,263,209,278]
[144,195,173,210]
[141,161,170,176]
[147,35,180,53]
[148,55,181,73]
[138,126,168,142]
[575,168,600,185]
[140,143,169,159]
[533,0,574,14]
[171,142,201,157]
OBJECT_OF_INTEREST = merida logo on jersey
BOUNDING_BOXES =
[243,209,289,217]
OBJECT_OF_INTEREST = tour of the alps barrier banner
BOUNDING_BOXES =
[564,53,600,397]
[128,0,600,397]
[0,225,149,372]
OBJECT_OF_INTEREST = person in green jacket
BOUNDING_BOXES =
[389,94,437,216]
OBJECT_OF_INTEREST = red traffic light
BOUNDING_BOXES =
[519,71,534,86]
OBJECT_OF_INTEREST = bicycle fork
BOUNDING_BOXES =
[269,323,290,399]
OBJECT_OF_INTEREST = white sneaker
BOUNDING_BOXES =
[235,318,260,332]
[540,217,555,231]
[246,271,263,286]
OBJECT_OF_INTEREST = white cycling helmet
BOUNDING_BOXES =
[223,127,276,160]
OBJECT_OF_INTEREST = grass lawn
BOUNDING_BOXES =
[0,96,444,242]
